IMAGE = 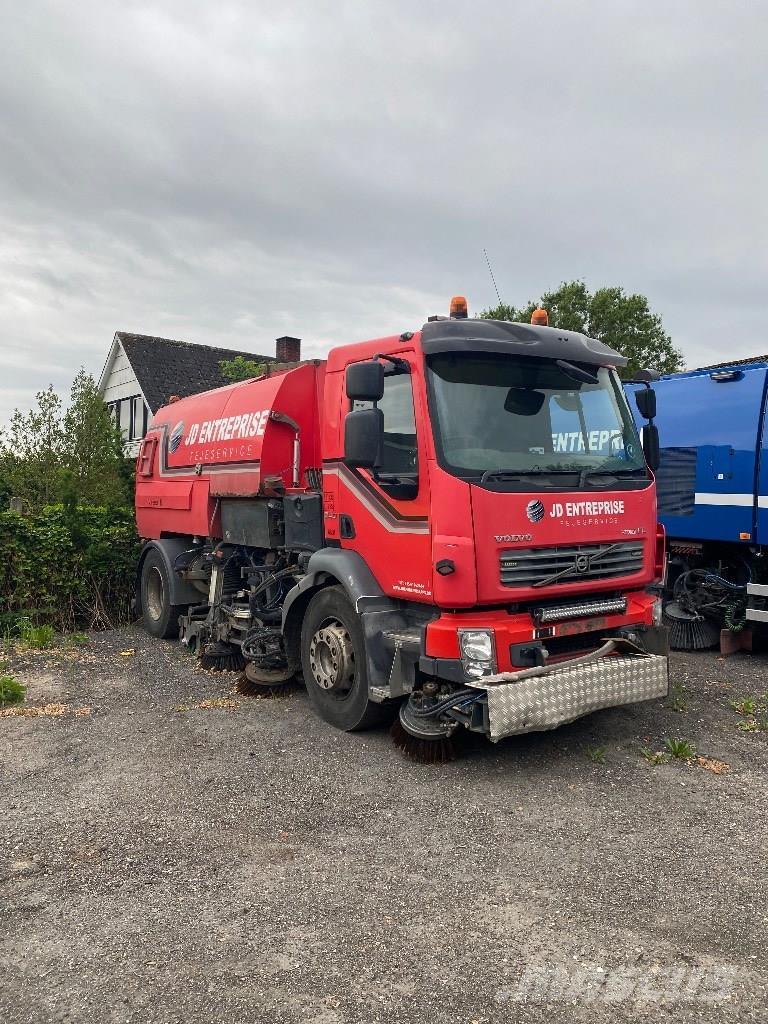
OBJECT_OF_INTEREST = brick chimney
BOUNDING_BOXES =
[276,336,301,362]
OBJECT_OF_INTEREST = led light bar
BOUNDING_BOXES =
[534,597,627,625]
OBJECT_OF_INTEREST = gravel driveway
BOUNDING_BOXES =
[1,626,767,1023]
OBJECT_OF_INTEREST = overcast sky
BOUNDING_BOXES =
[0,0,765,422]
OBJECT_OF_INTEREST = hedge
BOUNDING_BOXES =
[0,505,141,631]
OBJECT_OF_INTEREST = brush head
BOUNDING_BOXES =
[390,714,461,764]
[235,662,297,699]
[198,643,246,672]
[663,601,721,651]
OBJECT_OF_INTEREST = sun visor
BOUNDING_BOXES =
[419,318,627,368]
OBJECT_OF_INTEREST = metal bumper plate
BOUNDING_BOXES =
[467,654,669,742]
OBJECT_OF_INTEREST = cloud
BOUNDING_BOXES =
[0,0,765,421]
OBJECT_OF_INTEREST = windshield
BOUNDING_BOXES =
[426,353,646,482]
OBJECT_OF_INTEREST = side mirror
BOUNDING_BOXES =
[643,423,660,471]
[635,387,657,420]
[344,408,383,468]
[346,361,384,402]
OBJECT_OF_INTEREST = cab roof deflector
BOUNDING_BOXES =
[419,318,627,368]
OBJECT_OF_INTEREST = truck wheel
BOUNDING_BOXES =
[300,586,387,731]
[140,549,184,639]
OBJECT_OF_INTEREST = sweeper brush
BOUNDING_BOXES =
[198,642,246,672]
[390,716,461,764]
[235,662,297,698]
[663,601,721,650]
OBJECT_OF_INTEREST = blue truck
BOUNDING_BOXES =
[627,356,768,649]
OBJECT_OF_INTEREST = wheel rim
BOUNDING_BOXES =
[308,618,355,697]
[146,566,165,622]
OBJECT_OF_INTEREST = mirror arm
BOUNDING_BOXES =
[375,353,410,373]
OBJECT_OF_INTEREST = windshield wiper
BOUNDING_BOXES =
[479,469,552,484]
[578,467,647,488]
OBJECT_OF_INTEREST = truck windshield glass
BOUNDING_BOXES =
[426,353,646,480]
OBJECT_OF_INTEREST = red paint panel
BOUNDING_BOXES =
[425,591,657,669]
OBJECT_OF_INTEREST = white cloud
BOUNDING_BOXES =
[1,0,766,421]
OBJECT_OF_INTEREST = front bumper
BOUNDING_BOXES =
[465,644,669,741]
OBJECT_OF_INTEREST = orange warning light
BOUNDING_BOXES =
[450,295,468,319]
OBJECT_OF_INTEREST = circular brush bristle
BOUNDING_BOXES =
[390,716,460,764]
[234,675,297,699]
[663,604,721,651]
[199,652,246,672]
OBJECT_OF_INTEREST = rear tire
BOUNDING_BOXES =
[300,586,387,731]
[140,549,184,639]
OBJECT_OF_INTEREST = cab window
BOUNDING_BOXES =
[353,370,418,479]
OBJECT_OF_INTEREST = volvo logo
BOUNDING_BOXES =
[526,499,546,524]
[168,421,185,454]
[574,553,590,573]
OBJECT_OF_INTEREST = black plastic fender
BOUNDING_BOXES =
[136,539,203,613]
[282,548,431,698]
[281,547,386,626]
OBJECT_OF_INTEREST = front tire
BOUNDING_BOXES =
[140,549,184,639]
[300,586,387,731]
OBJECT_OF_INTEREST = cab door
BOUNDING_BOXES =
[333,357,434,603]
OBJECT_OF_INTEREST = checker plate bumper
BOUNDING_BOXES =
[466,653,669,742]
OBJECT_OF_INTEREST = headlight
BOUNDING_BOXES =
[652,597,663,626]
[459,630,494,662]
[458,629,496,678]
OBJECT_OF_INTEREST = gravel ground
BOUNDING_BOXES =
[1,625,768,1023]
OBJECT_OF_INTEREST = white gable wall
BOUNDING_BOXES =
[99,337,150,458]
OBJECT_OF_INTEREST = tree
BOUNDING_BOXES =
[480,280,684,377]
[219,356,267,383]
[62,369,129,506]
[0,371,130,508]
[0,386,65,505]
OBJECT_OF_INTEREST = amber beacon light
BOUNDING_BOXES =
[449,295,468,319]
[530,307,549,326]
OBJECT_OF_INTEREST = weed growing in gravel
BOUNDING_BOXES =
[640,746,671,766]
[728,694,768,733]
[17,618,56,650]
[664,737,696,759]
[0,674,25,707]
[63,632,89,649]
[666,682,689,712]
[730,697,757,716]
[585,745,607,765]
[737,718,768,733]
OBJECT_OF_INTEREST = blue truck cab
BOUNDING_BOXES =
[627,357,768,645]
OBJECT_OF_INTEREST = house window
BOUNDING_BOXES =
[128,396,147,441]
[105,396,146,442]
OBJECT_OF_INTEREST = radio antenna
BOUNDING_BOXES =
[483,248,502,305]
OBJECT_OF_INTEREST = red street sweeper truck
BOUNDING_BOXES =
[134,298,668,760]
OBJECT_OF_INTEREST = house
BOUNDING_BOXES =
[98,332,301,456]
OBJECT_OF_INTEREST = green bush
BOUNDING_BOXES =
[0,504,140,631]
[0,674,25,707]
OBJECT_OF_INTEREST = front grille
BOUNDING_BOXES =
[499,541,644,588]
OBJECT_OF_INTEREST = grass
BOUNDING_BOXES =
[728,694,768,734]
[730,697,757,717]
[665,682,689,712]
[63,632,89,649]
[640,746,671,766]
[664,737,697,759]
[585,744,607,765]
[0,674,26,707]
[737,718,768,733]
[16,617,56,650]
